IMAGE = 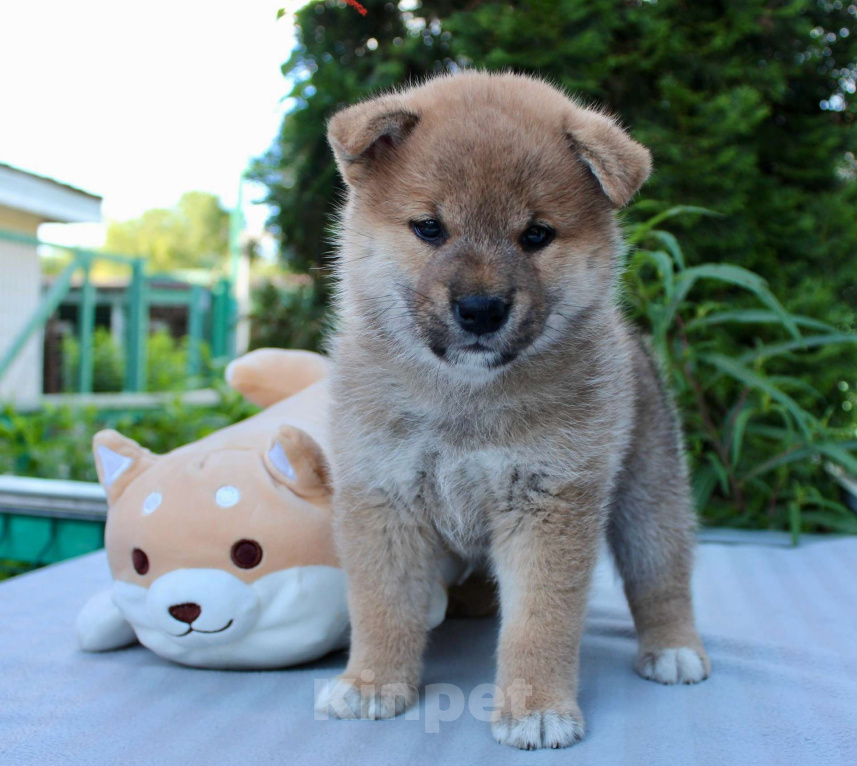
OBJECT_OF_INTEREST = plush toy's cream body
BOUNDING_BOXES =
[77,349,448,669]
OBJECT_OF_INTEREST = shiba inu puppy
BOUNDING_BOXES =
[316,72,710,749]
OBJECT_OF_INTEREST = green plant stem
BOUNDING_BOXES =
[675,314,747,515]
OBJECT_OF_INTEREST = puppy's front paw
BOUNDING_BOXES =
[315,675,418,720]
[492,709,585,750]
[636,647,710,685]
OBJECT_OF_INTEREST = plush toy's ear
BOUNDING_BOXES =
[226,349,330,409]
[263,425,331,500]
[92,430,157,504]
[565,107,652,208]
[327,95,419,185]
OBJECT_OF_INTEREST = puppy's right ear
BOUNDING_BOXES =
[565,107,652,208]
[92,430,157,504]
[327,95,419,185]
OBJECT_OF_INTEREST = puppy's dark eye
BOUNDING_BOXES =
[411,219,445,245]
[132,548,149,575]
[231,539,263,569]
[520,224,555,251]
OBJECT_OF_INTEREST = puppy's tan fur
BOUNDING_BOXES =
[318,72,709,750]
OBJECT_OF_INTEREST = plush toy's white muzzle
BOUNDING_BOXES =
[143,568,260,647]
[102,565,352,669]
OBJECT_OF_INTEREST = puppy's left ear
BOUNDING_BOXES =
[565,108,652,208]
[327,95,419,185]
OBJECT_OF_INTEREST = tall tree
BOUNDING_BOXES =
[104,191,230,271]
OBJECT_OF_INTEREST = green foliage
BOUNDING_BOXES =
[61,329,213,393]
[0,386,258,484]
[62,328,124,392]
[626,208,857,540]
[104,191,230,271]
[0,562,24,581]
[249,281,330,353]
[259,1,857,321]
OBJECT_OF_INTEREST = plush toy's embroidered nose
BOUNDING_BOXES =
[168,603,201,624]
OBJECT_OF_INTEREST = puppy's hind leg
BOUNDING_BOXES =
[607,425,710,685]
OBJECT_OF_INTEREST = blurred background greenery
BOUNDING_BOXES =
[3,0,856,541]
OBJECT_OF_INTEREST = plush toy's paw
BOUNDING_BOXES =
[315,675,418,720]
[492,708,585,750]
[76,589,138,652]
[636,647,710,685]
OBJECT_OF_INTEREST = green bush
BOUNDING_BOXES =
[61,328,213,393]
[249,281,330,353]
[61,327,124,392]
[626,208,857,540]
[0,382,258,483]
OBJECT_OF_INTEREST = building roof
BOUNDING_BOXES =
[0,163,102,223]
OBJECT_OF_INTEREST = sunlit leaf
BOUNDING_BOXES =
[739,333,857,364]
[627,206,722,245]
[645,230,686,270]
[801,511,857,534]
[700,353,815,438]
[667,264,799,338]
[685,310,837,333]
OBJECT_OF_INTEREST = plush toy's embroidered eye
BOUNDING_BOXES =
[410,218,446,245]
[215,485,241,508]
[520,224,555,252]
[132,548,149,575]
[142,492,162,515]
[231,539,263,569]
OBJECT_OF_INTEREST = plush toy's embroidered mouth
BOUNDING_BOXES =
[171,619,234,638]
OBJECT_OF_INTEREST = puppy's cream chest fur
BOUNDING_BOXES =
[331,384,608,557]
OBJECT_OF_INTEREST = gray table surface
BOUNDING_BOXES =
[2,534,856,765]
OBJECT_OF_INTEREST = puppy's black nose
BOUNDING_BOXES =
[453,295,511,336]
[169,603,201,624]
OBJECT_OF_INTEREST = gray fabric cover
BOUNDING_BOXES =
[2,536,856,765]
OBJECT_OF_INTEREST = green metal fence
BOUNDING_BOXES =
[0,228,235,393]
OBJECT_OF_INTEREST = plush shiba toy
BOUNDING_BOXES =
[75,348,450,669]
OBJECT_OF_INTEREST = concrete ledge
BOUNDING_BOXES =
[0,475,106,521]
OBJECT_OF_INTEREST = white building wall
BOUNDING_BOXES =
[0,208,44,407]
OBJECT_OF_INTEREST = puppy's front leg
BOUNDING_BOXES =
[490,485,603,750]
[316,489,437,720]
